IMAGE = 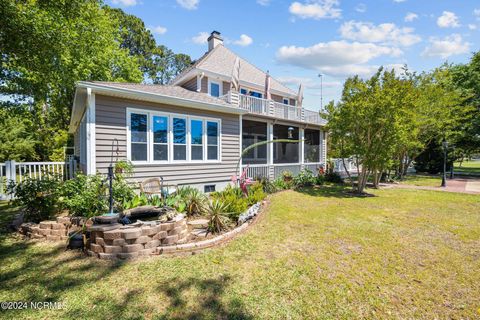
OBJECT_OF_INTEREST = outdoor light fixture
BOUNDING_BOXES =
[441,138,448,187]
[288,127,294,139]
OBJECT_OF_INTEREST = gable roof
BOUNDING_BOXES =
[68,81,246,133]
[172,45,297,97]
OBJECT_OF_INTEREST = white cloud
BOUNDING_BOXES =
[474,9,480,17]
[276,41,402,77]
[437,11,460,28]
[233,34,253,47]
[176,0,199,10]
[339,21,421,47]
[393,0,406,2]
[289,0,341,20]
[422,34,470,58]
[277,76,341,89]
[150,26,167,35]
[191,32,209,44]
[468,24,477,30]
[355,3,367,13]
[257,0,271,5]
[404,12,418,22]
[111,0,137,7]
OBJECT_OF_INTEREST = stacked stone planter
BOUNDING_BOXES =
[19,217,81,241]
[86,215,188,260]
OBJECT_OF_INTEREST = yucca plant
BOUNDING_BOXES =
[184,188,207,216]
[205,200,231,234]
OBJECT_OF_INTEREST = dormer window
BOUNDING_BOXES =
[209,80,221,97]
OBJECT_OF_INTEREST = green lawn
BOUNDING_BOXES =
[455,160,480,174]
[1,186,479,319]
[397,174,442,187]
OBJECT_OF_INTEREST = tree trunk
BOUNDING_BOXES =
[341,157,353,188]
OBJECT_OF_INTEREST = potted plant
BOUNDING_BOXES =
[282,171,293,182]
[114,160,133,175]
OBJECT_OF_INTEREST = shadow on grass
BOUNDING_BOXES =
[296,184,376,199]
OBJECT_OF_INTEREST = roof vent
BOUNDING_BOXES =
[208,31,223,52]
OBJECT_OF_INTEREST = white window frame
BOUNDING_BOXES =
[127,108,222,165]
[208,79,222,97]
[126,110,150,164]
[206,120,221,162]
[190,117,205,162]
[150,113,169,163]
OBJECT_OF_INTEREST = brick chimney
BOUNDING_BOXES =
[208,31,223,51]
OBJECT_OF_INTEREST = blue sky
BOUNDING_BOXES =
[109,0,480,111]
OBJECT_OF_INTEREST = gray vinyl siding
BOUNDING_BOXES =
[222,81,230,95]
[271,94,283,103]
[181,77,197,91]
[200,77,208,93]
[94,95,240,186]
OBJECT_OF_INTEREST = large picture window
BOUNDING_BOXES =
[128,109,220,164]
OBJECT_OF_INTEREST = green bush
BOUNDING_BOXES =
[273,177,292,190]
[256,177,277,194]
[247,181,266,205]
[211,185,248,218]
[293,169,316,188]
[205,199,231,234]
[8,175,63,223]
[325,172,343,183]
[315,174,326,185]
[60,174,109,218]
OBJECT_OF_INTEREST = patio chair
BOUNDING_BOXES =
[140,177,177,199]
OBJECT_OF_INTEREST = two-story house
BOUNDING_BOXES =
[69,31,327,192]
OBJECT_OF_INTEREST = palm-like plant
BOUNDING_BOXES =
[185,188,207,216]
[204,200,231,234]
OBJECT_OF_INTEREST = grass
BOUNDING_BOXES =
[455,160,480,174]
[1,187,480,319]
[397,174,443,187]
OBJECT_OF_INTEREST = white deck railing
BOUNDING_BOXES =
[0,160,77,199]
[226,92,325,126]
[273,102,302,121]
[241,163,324,181]
[239,94,269,115]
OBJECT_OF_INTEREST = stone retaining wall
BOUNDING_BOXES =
[86,215,188,260]
[19,217,81,241]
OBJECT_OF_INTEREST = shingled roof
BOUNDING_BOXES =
[92,82,231,106]
[172,45,297,96]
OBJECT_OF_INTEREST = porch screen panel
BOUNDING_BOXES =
[130,113,148,161]
[273,124,299,164]
[242,120,267,165]
[304,129,320,163]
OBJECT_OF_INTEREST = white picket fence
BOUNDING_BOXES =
[0,160,76,200]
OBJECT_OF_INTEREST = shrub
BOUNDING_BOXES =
[205,200,231,234]
[293,169,316,188]
[182,187,207,216]
[256,177,277,194]
[247,181,266,205]
[273,177,291,190]
[282,171,293,181]
[325,172,343,183]
[61,174,109,218]
[8,175,62,222]
[315,174,326,185]
[211,185,248,217]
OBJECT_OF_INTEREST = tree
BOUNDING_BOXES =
[149,46,192,84]
[0,105,37,161]
[325,66,467,193]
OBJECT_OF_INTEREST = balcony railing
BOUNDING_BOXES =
[222,92,326,125]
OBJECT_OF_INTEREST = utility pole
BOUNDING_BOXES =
[318,74,323,111]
